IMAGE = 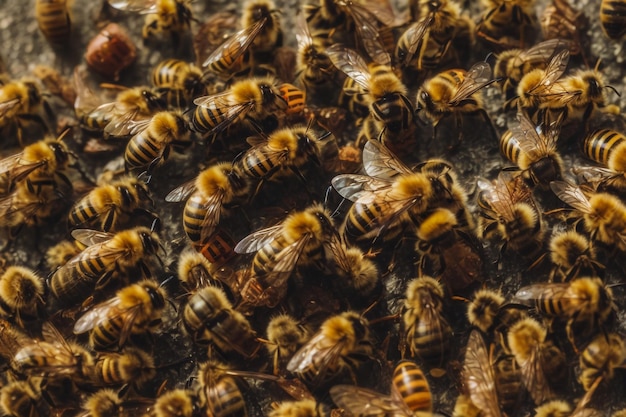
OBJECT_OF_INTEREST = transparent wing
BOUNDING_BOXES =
[464,330,503,417]
[295,12,313,52]
[165,179,197,202]
[331,174,393,202]
[330,385,409,417]
[363,139,413,178]
[397,19,431,68]
[550,181,593,213]
[528,49,569,95]
[202,18,266,69]
[71,229,115,247]
[193,90,255,136]
[518,346,555,405]
[107,0,158,14]
[449,62,495,106]
[325,44,371,91]
[345,2,391,65]
[73,297,123,334]
[234,224,284,254]
[0,97,22,118]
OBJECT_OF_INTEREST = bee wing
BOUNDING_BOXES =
[234,224,284,254]
[514,283,580,314]
[202,18,266,69]
[529,49,570,95]
[508,111,546,158]
[344,3,391,65]
[103,105,144,137]
[198,192,227,244]
[221,369,314,401]
[330,385,409,417]
[549,180,593,213]
[193,91,255,136]
[449,62,495,106]
[257,235,313,293]
[107,0,158,14]
[363,139,413,178]
[41,321,74,353]
[73,297,123,334]
[73,67,104,115]
[397,19,431,68]
[326,233,352,274]
[286,331,350,386]
[573,166,623,185]
[165,179,197,202]
[519,39,572,62]
[518,345,555,405]
[325,44,371,91]
[0,319,28,360]
[0,97,21,118]
[127,117,153,136]
[464,330,503,417]
[71,229,115,247]
[331,174,393,203]
[295,12,313,52]
[0,153,47,188]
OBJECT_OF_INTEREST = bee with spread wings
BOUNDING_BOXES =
[332,140,433,243]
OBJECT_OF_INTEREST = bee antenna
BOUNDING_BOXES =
[484,52,496,66]
[604,85,621,97]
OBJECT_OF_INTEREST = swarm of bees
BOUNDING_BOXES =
[1,0,626,416]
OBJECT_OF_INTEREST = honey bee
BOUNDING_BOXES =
[0,131,74,198]
[85,23,137,81]
[466,288,527,349]
[415,61,497,143]
[463,330,503,417]
[153,389,198,417]
[177,249,232,295]
[234,204,338,308]
[416,208,484,294]
[332,147,433,244]
[306,0,398,66]
[550,181,626,253]
[241,0,283,56]
[91,347,156,388]
[166,162,248,247]
[0,266,46,328]
[151,59,205,107]
[0,380,45,417]
[78,388,154,417]
[68,176,157,232]
[269,399,327,417]
[191,77,287,139]
[238,126,327,189]
[35,0,71,44]
[548,230,605,281]
[96,85,166,138]
[326,45,416,153]
[0,174,72,237]
[265,314,309,376]
[579,332,626,392]
[49,227,162,307]
[476,171,545,263]
[124,110,191,179]
[540,65,621,124]
[600,0,626,39]
[287,311,372,387]
[106,0,193,43]
[45,239,85,271]
[540,0,588,59]
[400,276,452,367]
[575,128,626,196]
[73,67,114,135]
[515,277,616,349]
[509,48,569,112]
[0,78,49,145]
[327,240,379,298]
[499,110,564,188]
[181,286,260,358]
[398,0,472,73]
[493,39,572,100]
[294,12,337,95]
[475,0,536,51]
[73,279,167,350]
[12,321,94,383]
[195,359,247,417]
[507,317,566,405]
[329,360,433,416]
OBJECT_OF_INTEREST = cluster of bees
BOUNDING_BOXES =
[1,0,626,416]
